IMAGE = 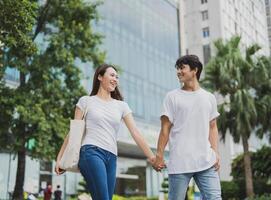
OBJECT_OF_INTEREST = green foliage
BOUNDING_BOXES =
[231,146,271,180]
[0,0,105,160]
[203,35,271,197]
[160,177,168,193]
[248,194,271,200]
[203,36,271,143]
[223,146,271,200]
[113,195,127,200]
[112,196,158,200]
[0,0,105,199]
[221,181,240,200]
[221,180,271,200]
[77,180,89,194]
[0,0,37,58]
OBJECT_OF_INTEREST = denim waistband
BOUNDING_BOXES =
[80,144,116,157]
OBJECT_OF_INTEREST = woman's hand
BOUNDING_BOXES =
[152,154,166,172]
[55,161,66,175]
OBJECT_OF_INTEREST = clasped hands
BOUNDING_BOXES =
[148,154,166,172]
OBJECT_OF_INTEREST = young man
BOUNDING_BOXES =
[154,55,222,200]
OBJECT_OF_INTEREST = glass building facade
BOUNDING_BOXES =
[95,0,180,123]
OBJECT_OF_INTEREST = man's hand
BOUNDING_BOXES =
[213,152,220,171]
[152,154,166,172]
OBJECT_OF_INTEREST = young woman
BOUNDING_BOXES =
[55,64,156,200]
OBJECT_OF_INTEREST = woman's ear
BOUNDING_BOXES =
[98,74,102,82]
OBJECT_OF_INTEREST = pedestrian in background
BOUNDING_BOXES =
[43,184,52,200]
[54,185,62,200]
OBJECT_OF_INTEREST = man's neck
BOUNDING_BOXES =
[182,80,200,91]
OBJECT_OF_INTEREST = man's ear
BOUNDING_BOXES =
[193,68,198,76]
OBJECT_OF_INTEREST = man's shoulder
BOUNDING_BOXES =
[166,89,179,97]
[200,88,215,98]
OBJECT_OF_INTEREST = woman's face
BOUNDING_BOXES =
[98,67,119,92]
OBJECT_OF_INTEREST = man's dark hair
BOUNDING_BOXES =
[175,55,203,80]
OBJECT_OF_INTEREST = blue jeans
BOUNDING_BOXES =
[78,145,117,200]
[169,166,222,200]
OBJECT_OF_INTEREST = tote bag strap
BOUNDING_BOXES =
[81,104,89,120]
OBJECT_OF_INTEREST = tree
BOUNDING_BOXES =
[0,1,105,199]
[253,56,271,143]
[203,36,271,198]
[230,146,271,198]
[231,146,271,181]
[0,0,37,79]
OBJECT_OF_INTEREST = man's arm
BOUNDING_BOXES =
[154,116,172,171]
[209,118,220,170]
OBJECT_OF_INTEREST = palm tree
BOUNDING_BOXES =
[203,36,271,198]
[252,56,271,142]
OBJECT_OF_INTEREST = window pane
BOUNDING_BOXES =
[203,44,211,64]
[202,10,208,20]
[202,27,210,37]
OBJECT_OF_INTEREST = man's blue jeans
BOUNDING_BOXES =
[168,166,222,200]
[78,145,117,200]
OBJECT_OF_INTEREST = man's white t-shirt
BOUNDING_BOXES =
[161,88,220,174]
[76,95,132,155]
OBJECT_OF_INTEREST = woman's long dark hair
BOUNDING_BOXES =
[90,64,123,101]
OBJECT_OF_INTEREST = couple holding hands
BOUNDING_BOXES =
[55,55,222,200]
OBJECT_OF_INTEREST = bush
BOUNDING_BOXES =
[112,195,158,200]
[113,195,126,200]
[235,179,271,198]
[221,181,240,200]
[248,194,271,200]
[221,179,271,200]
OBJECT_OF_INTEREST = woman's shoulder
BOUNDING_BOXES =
[114,99,130,107]
[79,95,95,100]
[114,99,127,104]
[77,95,96,104]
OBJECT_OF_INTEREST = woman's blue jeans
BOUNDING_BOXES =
[78,145,117,200]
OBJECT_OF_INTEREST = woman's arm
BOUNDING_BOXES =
[123,113,155,161]
[55,107,84,174]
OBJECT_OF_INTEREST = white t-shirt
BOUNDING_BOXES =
[76,95,132,155]
[161,88,220,174]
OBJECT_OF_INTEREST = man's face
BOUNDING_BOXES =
[176,64,197,83]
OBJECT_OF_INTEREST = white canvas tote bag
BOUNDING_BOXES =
[59,107,88,172]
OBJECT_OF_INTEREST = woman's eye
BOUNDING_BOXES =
[111,74,119,79]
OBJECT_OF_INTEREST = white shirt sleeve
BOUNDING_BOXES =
[161,93,174,123]
[122,102,132,118]
[210,95,220,121]
[76,96,88,112]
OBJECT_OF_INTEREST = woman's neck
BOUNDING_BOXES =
[96,87,112,101]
